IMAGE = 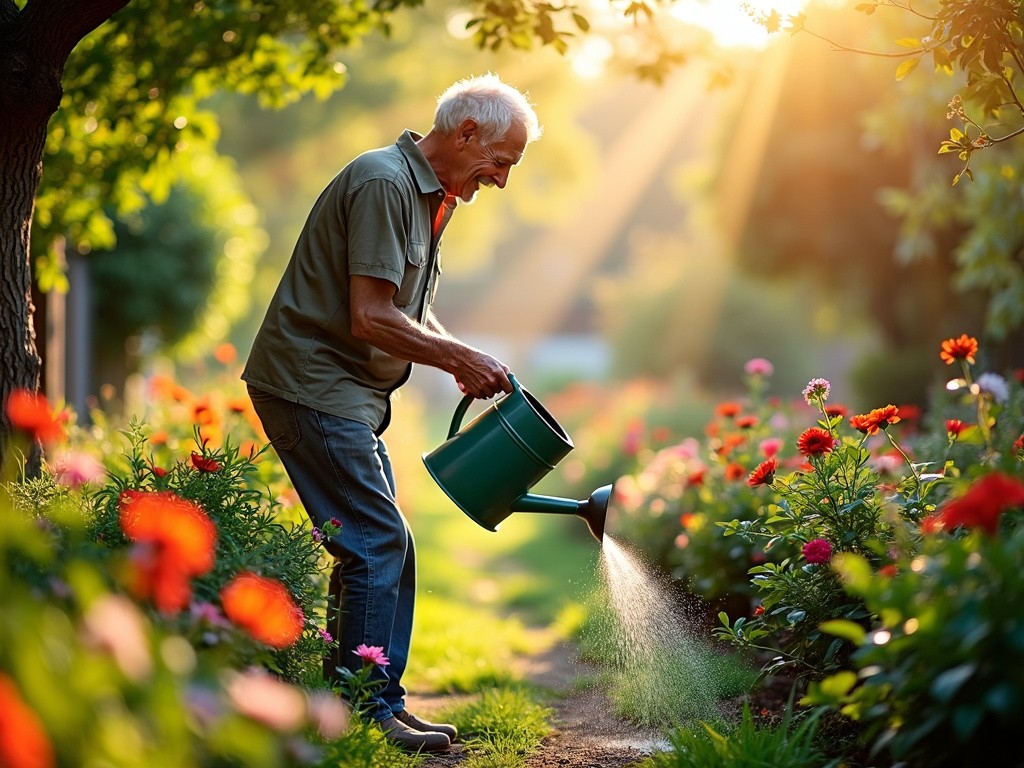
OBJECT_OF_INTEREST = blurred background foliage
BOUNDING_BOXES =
[26,0,1023,430]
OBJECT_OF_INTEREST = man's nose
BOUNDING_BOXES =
[495,169,511,189]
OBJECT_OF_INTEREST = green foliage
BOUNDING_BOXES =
[87,151,266,360]
[84,427,331,686]
[805,524,1024,766]
[640,703,832,768]
[0,472,350,766]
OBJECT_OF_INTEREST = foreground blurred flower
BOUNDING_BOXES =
[81,594,153,681]
[226,669,306,731]
[797,427,836,457]
[353,644,390,667]
[802,538,833,564]
[0,673,55,768]
[51,451,106,488]
[5,389,66,446]
[306,690,351,739]
[939,333,978,365]
[119,491,218,613]
[921,473,1024,535]
[221,572,304,649]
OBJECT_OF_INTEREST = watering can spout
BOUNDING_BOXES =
[508,483,613,542]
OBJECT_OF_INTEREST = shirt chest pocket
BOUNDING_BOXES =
[393,241,429,308]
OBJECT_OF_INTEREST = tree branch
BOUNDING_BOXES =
[0,0,17,26]
[19,0,131,64]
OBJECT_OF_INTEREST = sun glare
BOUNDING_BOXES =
[669,0,810,50]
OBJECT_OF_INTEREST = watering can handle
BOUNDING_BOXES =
[447,373,521,440]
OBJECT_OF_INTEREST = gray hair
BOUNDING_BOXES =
[434,73,542,146]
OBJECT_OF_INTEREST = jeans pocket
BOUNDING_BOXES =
[247,386,301,452]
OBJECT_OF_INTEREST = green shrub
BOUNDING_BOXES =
[806,508,1024,766]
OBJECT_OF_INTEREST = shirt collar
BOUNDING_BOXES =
[397,130,444,196]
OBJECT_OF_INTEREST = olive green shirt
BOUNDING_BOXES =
[242,131,451,432]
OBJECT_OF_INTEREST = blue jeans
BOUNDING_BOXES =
[247,387,415,721]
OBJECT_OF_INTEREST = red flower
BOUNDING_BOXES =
[0,674,54,768]
[753,605,765,616]
[725,462,747,482]
[221,572,304,649]
[5,389,66,446]
[824,404,848,419]
[747,458,778,487]
[796,428,836,457]
[939,334,978,365]
[897,404,921,422]
[687,467,705,486]
[849,405,901,435]
[946,419,970,438]
[879,564,898,578]
[191,452,221,472]
[921,473,1024,536]
[802,538,833,564]
[735,415,759,429]
[119,490,218,613]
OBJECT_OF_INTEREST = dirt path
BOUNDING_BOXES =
[408,639,667,768]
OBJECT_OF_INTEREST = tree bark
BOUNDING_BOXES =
[0,0,130,474]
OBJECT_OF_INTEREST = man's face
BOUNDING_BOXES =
[449,120,528,204]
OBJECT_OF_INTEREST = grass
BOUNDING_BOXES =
[442,688,554,768]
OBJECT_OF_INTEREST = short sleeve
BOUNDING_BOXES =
[345,178,409,290]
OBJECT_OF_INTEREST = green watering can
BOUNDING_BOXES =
[422,374,612,542]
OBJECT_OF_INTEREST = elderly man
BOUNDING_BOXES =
[242,73,542,752]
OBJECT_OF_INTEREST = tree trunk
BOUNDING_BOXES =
[0,0,130,474]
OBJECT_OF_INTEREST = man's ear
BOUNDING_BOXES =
[456,118,478,148]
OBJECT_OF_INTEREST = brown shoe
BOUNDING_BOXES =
[394,709,459,741]
[378,716,451,752]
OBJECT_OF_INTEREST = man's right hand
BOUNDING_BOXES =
[454,352,511,399]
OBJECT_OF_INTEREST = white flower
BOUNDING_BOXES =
[975,372,1009,404]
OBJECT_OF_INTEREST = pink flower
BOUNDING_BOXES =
[802,538,832,564]
[759,437,783,458]
[353,644,390,667]
[52,451,106,488]
[744,357,774,377]
[802,378,831,406]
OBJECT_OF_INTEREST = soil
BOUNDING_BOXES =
[407,639,675,768]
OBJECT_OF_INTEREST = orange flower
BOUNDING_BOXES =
[715,401,743,418]
[0,674,54,768]
[221,572,304,649]
[724,462,747,482]
[849,405,901,435]
[214,343,237,365]
[5,389,66,446]
[119,491,217,613]
[939,334,978,365]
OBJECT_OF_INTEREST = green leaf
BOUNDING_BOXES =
[832,552,873,593]
[931,663,977,703]
[820,619,867,645]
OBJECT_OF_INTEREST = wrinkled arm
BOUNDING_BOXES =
[350,275,510,398]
